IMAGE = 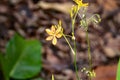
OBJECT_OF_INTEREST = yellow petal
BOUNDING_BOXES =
[74,0,88,7]
[74,0,82,5]
[46,36,53,41]
[56,33,62,38]
[56,26,62,34]
[52,37,57,45]
[51,25,56,32]
[58,20,62,26]
[81,3,88,7]
[46,29,53,35]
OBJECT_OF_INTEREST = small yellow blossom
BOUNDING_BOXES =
[46,20,63,45]
[86,70,96,78]
[73,0,88,7]
[81,68,96,78]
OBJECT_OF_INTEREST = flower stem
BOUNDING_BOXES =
[63,34,80,80]
[71,11,80,80]
[73,40,80,80]
[86,29,92,80]
[63,34,75,55]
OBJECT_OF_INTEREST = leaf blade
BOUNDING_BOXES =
[5,33,42,79]
[10,40,42,79]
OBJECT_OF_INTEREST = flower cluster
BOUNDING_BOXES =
[81,68,96,78]
[70,0,88,18]
[73,0,88,7]
[45,20,63,45]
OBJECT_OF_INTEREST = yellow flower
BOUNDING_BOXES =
[46,20,63,45]
[73,0,88,7]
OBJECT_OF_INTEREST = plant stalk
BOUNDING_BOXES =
[71,12,80,80]
[63,34,80,80]
[86,29,92,80]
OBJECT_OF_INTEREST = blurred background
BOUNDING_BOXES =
[0,0,120,80]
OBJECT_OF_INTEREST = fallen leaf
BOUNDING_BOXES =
[93,65,117,80]
[37,1,73,14]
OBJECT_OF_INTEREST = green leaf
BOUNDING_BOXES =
[4,33,25,78]
[31,78,43,80]
[0,52,9,80]
[0,52,4,74]
[4,33,42,79]
[117,58,120,80]
[0,52,3,67]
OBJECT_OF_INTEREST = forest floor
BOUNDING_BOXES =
[0,0,120,80]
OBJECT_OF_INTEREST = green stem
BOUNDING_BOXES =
[73,40,80,80]
[63,34,75,55]
[71,10,80,80]
[63,34,80,80]
[86,29,92,80]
